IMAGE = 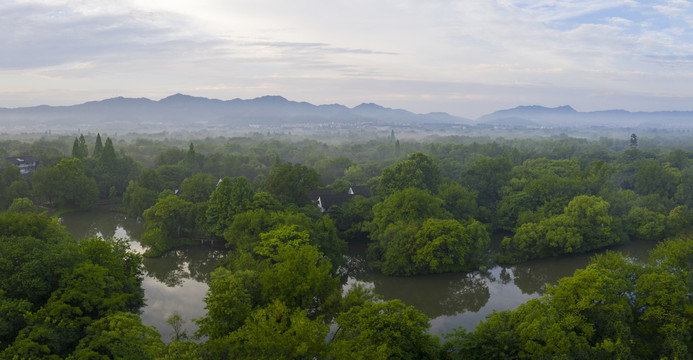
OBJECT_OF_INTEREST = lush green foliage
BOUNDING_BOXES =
[377,152,442,196]
[31,158,99,209]
[332,299,440,359]
[501,195,622,261]
[0,212,145,359]
[141,195,196,255]
[3,132,693,358]
[445,237,693,359]
[366,187,489,275]
[263,159,320,206]
[206,176,254,237]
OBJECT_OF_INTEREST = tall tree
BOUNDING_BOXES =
[71,135,88,159]
[92,133,103,159]
[206,177,255,237]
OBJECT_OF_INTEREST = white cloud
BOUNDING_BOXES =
[1,0,693,117]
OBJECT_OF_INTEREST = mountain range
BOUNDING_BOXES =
[479,105,693,129]
[1,94,692,133]
[0,94,470,133]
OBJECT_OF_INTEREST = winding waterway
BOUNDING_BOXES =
[60,208,656,341]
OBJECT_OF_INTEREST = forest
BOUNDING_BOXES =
[1,130,692,359]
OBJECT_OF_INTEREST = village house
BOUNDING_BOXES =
[5,156,40,175]
[311,185,371,213]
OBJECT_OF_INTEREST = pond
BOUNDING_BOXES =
[60,208,226,342]
[60,208,656,340]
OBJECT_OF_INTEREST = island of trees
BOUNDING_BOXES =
[0,130,692,358]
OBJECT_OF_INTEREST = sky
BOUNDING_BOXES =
[1,0,692,119]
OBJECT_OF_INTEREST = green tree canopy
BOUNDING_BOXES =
[448,237,693,359]
[70,135,88,159]
[377,152,441,196]
[179,173,217,203]
[367,187,449,240]
[92,133,103,159]
[502,195,621,261]
[141,195,194,254]
[31,158,98,209]
[331,299,440,359]
[263,160,320,206]
[206,176,255,238]
[460,156,512,208]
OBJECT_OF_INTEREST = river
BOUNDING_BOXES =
[60,208,656,341]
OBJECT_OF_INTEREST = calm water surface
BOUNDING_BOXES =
[60,208,225,342]
[61,208,656,340]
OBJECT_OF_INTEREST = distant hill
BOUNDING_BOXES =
[0,94,472,133]
[477,105,693,129]
[3,96,693,133]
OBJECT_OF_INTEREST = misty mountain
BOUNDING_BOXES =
[478,105,693,129]
[3,95,693,134]
[0,94,471,133]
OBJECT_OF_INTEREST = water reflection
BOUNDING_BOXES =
[345,239,491,318]
[61,209,144,247]
[61,209,658,339]
[345,237,657,335]
[354,271,491,318]
[144,248,226,286]
[60,208,222,342]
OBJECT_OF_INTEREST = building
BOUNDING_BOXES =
[311,185,372,213]
[316,194,354,213]
[348,185,372,198]
[5,156,40,175]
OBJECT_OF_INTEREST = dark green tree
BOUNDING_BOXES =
[31,158,98,209]
[92,133,103,159]
[377,152,441,196]
[67,312,163,360]
[460,156,512,208]
[141,195,194,255]
[263,161,319,206]
[209,300,329,360]
[179,173,217,203]
[70,135,88,159]
[367,187,449,240]
[206,176,255,238]
[331,299,440,359]
[446,238,693,359]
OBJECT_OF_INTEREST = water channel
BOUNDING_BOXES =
[60,208,656,341]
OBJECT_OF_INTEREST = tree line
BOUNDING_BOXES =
[1,132,692,357]
[1,207,690,358]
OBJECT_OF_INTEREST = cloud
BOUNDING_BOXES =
[2,0,693,117]
[0,2,213,69]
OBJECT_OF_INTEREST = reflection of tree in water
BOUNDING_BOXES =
[498,267,512,285]
[509,254,592,295]
[341,253,369,279]
[344,237,491,318]
[354,270,491,319]
[507,265,552,295]
[437,273,490,316]
[143,247,226,287]
[342,238,370,278]
[61,209,144,241]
